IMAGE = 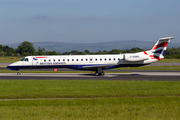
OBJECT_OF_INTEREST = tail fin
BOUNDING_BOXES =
[149,37,175,60]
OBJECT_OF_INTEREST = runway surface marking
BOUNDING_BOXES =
[133,72,180,76]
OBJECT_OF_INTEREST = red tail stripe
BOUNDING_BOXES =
[149,55,162,60]
[165,42,169,47]
[144,51,148,55]
[151,42,168,50]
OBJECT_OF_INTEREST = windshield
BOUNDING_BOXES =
[20,58,25,61]
[20,58,28,62]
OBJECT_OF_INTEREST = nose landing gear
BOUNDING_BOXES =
[17,71,21,75]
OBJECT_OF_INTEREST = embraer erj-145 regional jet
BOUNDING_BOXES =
[7,37,174,76]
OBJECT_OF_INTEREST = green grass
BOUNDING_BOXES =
[157,59,180,63]
[115,66,180,71]
[0,80,179,99]
[0,57,23,63]
[0,97,180,120]
[0,80,180,119]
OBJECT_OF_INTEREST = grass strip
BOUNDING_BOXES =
[0,57,23,63]
[0,97,179,120]
[0,80,180,99]
[115,66,180,71]
[0,80,180,119]
[157,59,180,63]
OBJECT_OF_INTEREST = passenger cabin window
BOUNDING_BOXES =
[72,59,74,61]
[100,58,102,61]
[49,59,51,62]
[76,59,78,61]
[109,58,111,61]
[86,59,88,61]
[67,59,69,61]
[118,58,120,60]
[44,59,46,62]
[63,59,65,61]
[104,58,106,61]
[95,58,97,61]
[81,59,83,61]
[54,59,55,62]
[114,58,116,61]
[58,59,60,61]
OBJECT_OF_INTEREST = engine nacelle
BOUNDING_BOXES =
[124,53,149,62]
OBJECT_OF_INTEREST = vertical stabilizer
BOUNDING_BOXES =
[149,37,175,60]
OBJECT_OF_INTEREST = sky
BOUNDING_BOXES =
[0,0,180,44]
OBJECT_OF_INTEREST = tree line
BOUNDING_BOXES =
[0,41,180,58]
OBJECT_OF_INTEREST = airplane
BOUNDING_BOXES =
[7,37,175,76]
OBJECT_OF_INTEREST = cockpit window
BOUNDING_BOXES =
[20,58,25,61]
[20,58,28,62]
[25,58,28,62]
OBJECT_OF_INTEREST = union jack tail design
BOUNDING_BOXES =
[148,37,174,60]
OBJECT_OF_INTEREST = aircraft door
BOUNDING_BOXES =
[89,57,93,63]
[32,56,37,66]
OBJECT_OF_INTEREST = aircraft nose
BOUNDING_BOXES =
[6,62,21,70]
[6,63,13,68]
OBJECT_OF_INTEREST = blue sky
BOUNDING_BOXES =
[0,0,180,44]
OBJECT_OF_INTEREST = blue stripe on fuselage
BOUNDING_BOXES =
[7,63,150,71]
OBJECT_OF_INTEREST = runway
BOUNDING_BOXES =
[1,62,180,81]
[0,72,180,81]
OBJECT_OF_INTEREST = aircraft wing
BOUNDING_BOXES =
[82,64,115,70]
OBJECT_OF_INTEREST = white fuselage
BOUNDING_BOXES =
[7,37,175,75]
[7,52,157,71]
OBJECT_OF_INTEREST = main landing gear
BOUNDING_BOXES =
[95,67,105,76]
[95,71,105,76]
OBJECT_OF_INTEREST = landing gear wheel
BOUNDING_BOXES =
[98,71,105,76]
[17,71,21,75]
[98,73,102,76]
[96,67,105,76]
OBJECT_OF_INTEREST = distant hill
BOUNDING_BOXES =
[5,40,180,53]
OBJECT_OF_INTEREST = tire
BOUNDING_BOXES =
[17,72,21,75]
